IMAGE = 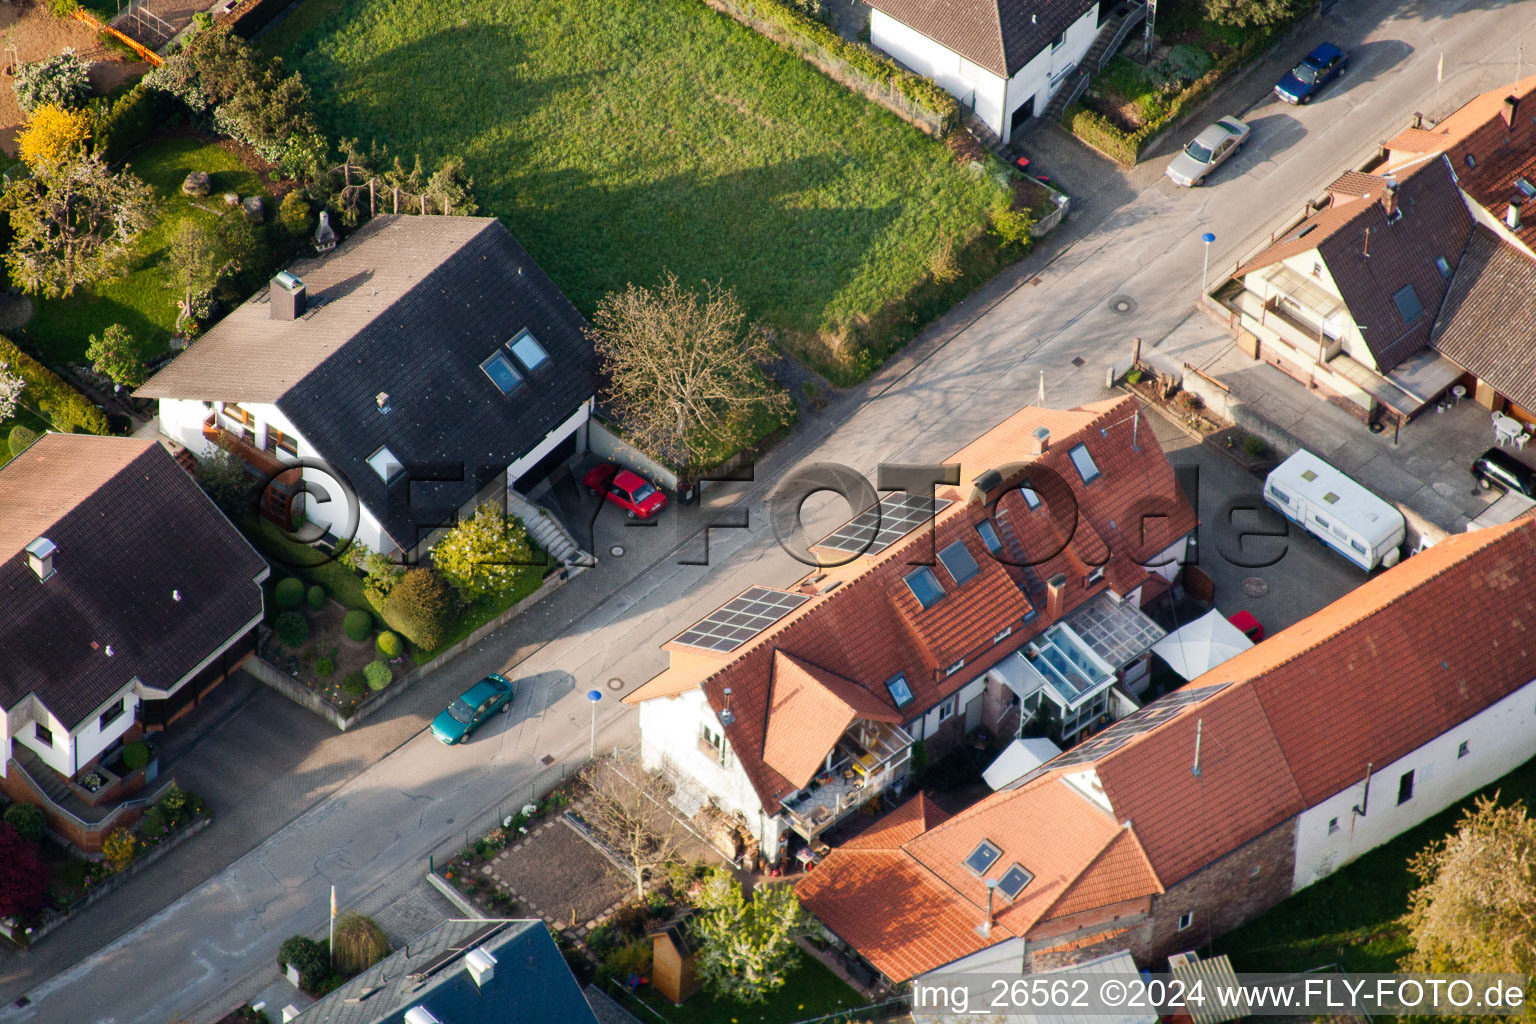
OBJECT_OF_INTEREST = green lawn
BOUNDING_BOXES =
[1215,753,1536,974]
[623,948,864,1024]
[21,135,266,365]
[265,0,1011,382]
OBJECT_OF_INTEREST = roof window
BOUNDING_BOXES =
[1392,283,1424,323]
[367,445,403,483]
[508,328,550,371]
[1069,444,1100,483]
[1019,482,1042,509]
[904,567,945,610]
[886,673,914,707]
[938,540,980,585]
[1435,255,1452,279]
[1465,153,1477,168]
[480,349,525,394]
[976,520,1003,555]
[996,863,1033,899]
[964,839,1002,876]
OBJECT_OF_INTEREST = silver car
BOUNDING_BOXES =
[1166,116,1251,187]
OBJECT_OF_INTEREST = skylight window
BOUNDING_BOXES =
[1435,255,1452,279]
[938,540,980,585]
[1069,444,1100,484]
[964,840,1002,876]
[1019,483,1042,509]
[996,863,1033,899]
[976,520,1003,555]
[366,445,403,483]
[1392,283,1424,324]
[886,673,914,707]
[1300,469,1318,482]
[508,329,550,371]
[480,350,524,394]
[904,567,945,610]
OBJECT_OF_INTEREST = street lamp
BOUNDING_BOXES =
[586,689,603,759]
[1200,232,1216,298]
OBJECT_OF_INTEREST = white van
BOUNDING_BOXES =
[1263,450,1405,571]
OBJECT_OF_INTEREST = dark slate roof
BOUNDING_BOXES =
[865,0,1097,78]
[1238,158,1474,371]
[297,919,599,1024]
[138,216,599,550]
[1431,227,1536,410]
[0,435,267,729]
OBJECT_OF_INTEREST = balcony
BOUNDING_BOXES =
[202,414,303,527]
[782,720,913,841]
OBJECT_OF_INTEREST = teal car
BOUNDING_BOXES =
[431,674,515,745]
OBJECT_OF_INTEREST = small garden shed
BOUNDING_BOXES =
[649,912,701,1004]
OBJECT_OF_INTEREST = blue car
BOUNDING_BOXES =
[431,674,515,745]
[1274,43,1348,104]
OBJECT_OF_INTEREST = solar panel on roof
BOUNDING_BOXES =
[815,492,953,557]
[671,587,811,652]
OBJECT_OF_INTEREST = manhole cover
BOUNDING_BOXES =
[1109,296,1137,315]
[609,545,625,557]
[607,677,625,691]
[1242,577,1270,597]
[1071,356,1085,367]
[540,754,555,766]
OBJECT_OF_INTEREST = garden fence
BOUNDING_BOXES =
[704,0,952,137]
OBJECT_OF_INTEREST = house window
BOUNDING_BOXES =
[35,723,53,747]
[1312,261,1324,278]
[1327,817,1339,835]
[1068,444,1100,483]
[1392,284,1423,324]
[508,329,550,372]
[945,659,965,677]
[1397,769,1415,805]
[1434,255,1452,279]
[996,863,1033,899]
[366,445,404,483]
[964,840,1002,876]
[976,520,1004,555]
[99,701,126,732]
[1050,30,1065,49]
[992,626,1013,645]
[480,350,525,394]
[1018,483,1042,509]
[886,673,914,707]
[699,723,726,763]
[1087,565,1105,586]
[904,567,945,610]
[264,428,298,457]
[938,541,980,586]
[936,699,955,724]
[1457,740,1469,759]
[224,403,256,445]
[1177,911,1193,931]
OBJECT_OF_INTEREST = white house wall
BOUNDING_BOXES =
[71,691,140,771]
[1002,4,1099,139]
[869,10,1007,134]
[1293,675,1536,891]
[909,676,988,741]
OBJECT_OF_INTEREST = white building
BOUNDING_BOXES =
[867,0,1104,141]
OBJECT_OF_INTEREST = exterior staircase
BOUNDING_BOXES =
[1043,1,1148,123]
[506,488,582,566]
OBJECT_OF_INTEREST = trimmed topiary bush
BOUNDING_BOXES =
[305,584,326,610]
[8,425,38,459]
[375,630,402,659]
[363,660,391,691]
[342,609,372,642]
[122,740,150,772]
[274,611,308,647]
[3,803,45,844]
[273,577,304,611]
[278,935,330,994]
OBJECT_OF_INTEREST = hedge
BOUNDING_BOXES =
[712,0,958,134]
[93,84,167,165]
[0,335,109,434]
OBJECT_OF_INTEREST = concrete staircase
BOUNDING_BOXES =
[506,489,582,566]
[1043,1,1148,123]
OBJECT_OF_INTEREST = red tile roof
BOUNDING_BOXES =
[763,652,902,788]
[841,792,950,850]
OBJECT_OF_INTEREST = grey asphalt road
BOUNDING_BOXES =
[10,2,1536,1021]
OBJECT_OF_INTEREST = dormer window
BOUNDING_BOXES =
[481,350,525,394]
[886,673,914,707]
[508,329,550,372]
[1069,444,1100,483]
[367,445,404,483]
[996,863,1033,899]
[1087,565,1105,586]
[938,540,980,585]
[964,839,1002,876]
[904,567,945,610]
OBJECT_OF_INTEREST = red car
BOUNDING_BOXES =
[583,463,668,519]
[1228,610,1264,642]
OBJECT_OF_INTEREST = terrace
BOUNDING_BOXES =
[782,719,914,841]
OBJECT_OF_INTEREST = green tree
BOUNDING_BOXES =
[430,504,535,603]
[330,913,389,975]
[194,446,252,519]
[1203,0,1303,28]
[278,190,311,236]
[86,323,146,388]
[170,217,261,331]
[2,804,45,844]
[13,49,90,113]
[693,874,809,1003]
[425,157,477,215]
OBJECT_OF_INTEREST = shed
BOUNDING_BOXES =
[982,737,1063,790]
[1151,610,1254,682]
[1167,951,1245,1024]
[649,913,701,1003]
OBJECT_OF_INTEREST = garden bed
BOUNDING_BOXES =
[261,598,395,713]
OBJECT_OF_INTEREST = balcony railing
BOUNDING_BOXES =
[782,721,913,841]
[202,414,302,526]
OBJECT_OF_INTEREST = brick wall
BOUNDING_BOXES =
[1024,897,1155,972]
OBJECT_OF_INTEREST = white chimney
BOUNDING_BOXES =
[376,392,392,414]
[1507,203,1522,230]
[1029,426,1050,457]
[465,946,497,988]
[25,537,56,582]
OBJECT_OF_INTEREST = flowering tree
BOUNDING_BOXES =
[17,104,90,172]
[0,362,23,422]
[430,504,536,603]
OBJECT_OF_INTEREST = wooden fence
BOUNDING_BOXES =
[72,9,163,67]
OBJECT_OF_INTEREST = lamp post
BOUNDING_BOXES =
[586,689,603,760]
[1200,232,1216,298]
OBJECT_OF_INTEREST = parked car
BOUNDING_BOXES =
[431,674,515,745]
[1228,610,1264,643]
[1274,43,1348,104]
[1471,447,1536,497]
[584,463,669,519]
[1166,116,1251,187]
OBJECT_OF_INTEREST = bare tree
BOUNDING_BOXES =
[579,761,685,899]
[587,273,791,477]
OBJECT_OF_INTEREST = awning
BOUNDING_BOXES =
[1151,610,1254,682]
[982,737,1064,790]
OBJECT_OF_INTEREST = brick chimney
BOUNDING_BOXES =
[1046,573,1067,620]
[1381,176,1398,220]
[1029,426,1050,456]
[1503,94,1519,128]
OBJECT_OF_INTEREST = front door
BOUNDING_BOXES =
[964,694,984,734]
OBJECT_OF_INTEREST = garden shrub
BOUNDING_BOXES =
[0,335,109,434]
[1168,44,1215,82]
[0,823,50,919]
[274,611,308,647]
[273,576,304,610]
[278,190,311,236]
[122,740,150,772]
[277,935,330,993]
[305,584,326,610]
[93,84,167,164]
[340,670,369,696]
[102,827,137,871]
[158,784,198,829]
[330,913,389,975]
[3,803,45,844]
[1244,434,1267,458]
[586,923,614,955]
[363,660,391,691]
[380,568,456,652]
[375,630,402,659]
[596,939,652,986]
[342,609,372,642]
[14,50,91,114]
[990,206,1036,250]
[8,425,38,458]
[315,655,335,677]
